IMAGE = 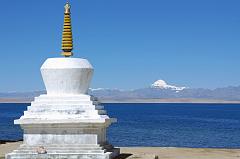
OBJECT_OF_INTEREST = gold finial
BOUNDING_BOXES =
[61,2,73,57]
[64,2,71,14]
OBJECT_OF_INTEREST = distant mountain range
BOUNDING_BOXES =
[1,80,240,103]
[90,80,240,101]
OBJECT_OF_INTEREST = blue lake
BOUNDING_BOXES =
[0,103,240,148]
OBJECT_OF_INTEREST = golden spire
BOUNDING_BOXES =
[61,2,73,57]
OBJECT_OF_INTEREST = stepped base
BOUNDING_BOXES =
[5,94,120,159]
[6,144,120,159]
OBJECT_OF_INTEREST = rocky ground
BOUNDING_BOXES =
[1,142,240,159]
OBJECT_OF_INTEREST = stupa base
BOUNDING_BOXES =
[5,121,120,159]
[6,144,120,159]
[5,94,119,159]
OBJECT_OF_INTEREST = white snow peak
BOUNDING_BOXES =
[151,80,186,92]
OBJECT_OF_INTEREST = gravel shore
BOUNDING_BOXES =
[1,142,240,159]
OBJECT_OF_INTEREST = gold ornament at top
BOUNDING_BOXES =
[61,2,73,57]
[64,2,71,14]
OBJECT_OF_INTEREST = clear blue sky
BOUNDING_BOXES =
[0,0,240,92]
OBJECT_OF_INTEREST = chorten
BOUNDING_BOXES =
[6,2,119,159]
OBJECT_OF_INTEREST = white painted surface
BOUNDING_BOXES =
[6,57,119,159]
[15,94,114,121]
[41,58,93,69]
[41,58,94,95]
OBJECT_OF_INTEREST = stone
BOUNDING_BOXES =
[36,146,47,154]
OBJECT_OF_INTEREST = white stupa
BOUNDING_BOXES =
[6,2,119,159]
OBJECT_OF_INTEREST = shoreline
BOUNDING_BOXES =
[1,142,240,159]
[1,97,240,104]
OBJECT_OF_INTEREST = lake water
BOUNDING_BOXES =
[0,103,240,148]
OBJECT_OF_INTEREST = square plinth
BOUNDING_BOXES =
[6,121,120,159]
[6,94,120,159]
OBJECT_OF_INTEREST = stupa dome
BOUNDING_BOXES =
[41,58,93,95]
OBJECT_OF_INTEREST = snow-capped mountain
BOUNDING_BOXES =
[2,80,240,103]
[151,80,186,91]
